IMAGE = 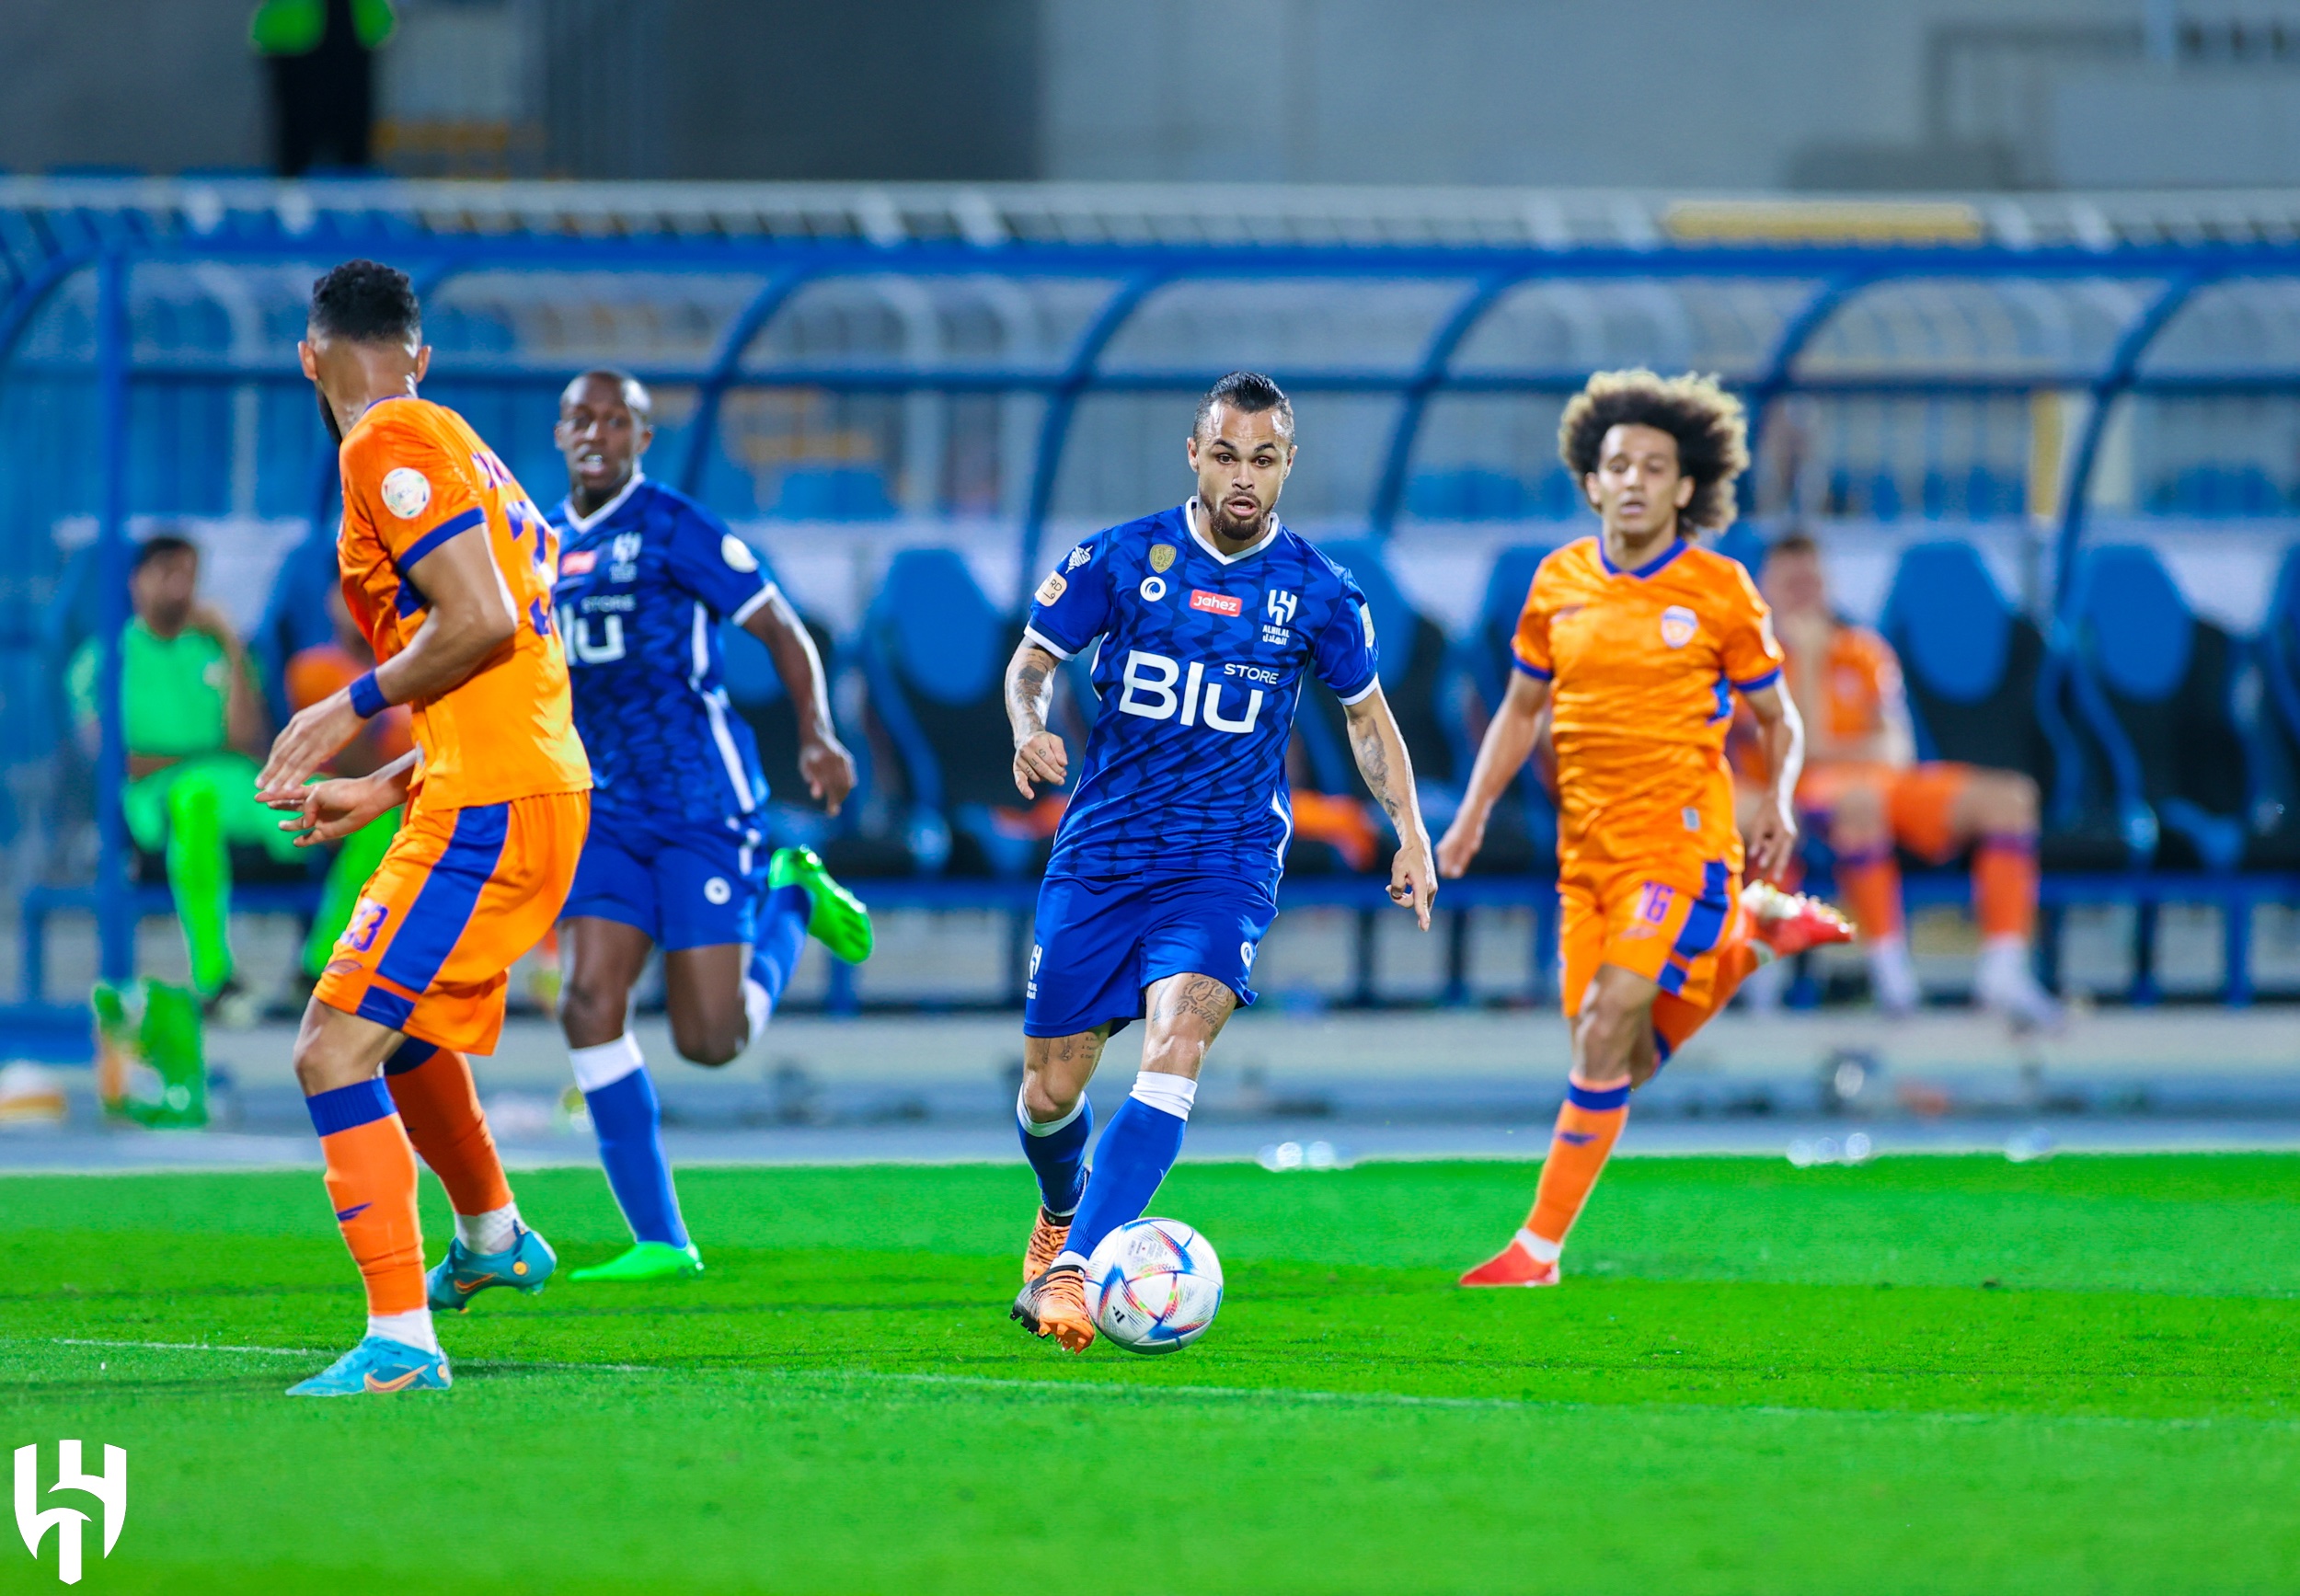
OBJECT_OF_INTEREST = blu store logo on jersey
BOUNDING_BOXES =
[1117,649,1272,734]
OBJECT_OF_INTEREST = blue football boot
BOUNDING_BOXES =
[286,1336,452,1397]
[426,1224,558,1313]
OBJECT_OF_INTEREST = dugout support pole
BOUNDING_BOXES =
[95,248,134,982]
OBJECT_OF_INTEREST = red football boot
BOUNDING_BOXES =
[1458,1233,1561,1289]
[1742,879,1856,959]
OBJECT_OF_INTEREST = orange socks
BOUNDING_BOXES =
[1524,1074,1631,1258]
[306,1079,426,1318]
[1973,836,2038,942]
[384,1041,513,1219]
[1834,848,1903,941]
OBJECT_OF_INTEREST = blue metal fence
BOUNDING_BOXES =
[8,194,2300,1022]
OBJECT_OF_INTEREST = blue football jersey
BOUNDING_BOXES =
[548,474,776,828]
[1025,499,1380,890]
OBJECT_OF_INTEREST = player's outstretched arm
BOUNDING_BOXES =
[744,590,855,815]
[1342,686,1437,931]
[1005,640,1068,798]
[256,527,514,801]
[1740,681,1804,882]
[1436,671,1549,878]
[270,750,418,846]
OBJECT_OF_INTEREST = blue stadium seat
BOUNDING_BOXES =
[2060,545,2254,871]
[2251,546,2300,867]
[1879,540,2127,870]
[719,596,873,862]
[1448,542,1559,874]
[1405,467,1525,520]
[860,548,1069,876]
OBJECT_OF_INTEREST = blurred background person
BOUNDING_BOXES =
[1756,534,2060,1029]
[249,0,395,175]
[68,534,293,1022]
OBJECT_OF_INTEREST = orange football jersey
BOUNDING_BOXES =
[1513,536,1783,871]
[336,396,590,809]
[1807,624,1902,743]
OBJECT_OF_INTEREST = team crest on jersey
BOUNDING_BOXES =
[610,531,642,582]
[560,549,598,575]
[1140,576,1167,602]
[380,467,431,520]
[1149,543,1177,573]
[1660,604,1698,649]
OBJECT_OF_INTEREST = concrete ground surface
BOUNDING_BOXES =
[7,1006,2298,1173]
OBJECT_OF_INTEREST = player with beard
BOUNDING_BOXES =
[1006,371,1438,1351]
[259,258,588,1395]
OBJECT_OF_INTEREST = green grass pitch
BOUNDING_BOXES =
[5,1153,2297,1593]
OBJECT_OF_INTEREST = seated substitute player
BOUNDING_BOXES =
[1436,370,1851,1289]
[259,259,591,1395]
[547,369,872,1284]
[1006,371,1438,1350]
[1756,534,2059,1028]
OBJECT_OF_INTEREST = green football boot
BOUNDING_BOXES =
[768,845,873,963]
[91,977,208,1129]
[569,1240,706,1283]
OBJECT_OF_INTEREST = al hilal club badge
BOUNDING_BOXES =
[1149,544,1177,573]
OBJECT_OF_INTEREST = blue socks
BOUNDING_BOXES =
[1017,1085,1093,1218]
[569,1033,688,1250]
[749,884,811,1011]
[1057,1072,1197,1266]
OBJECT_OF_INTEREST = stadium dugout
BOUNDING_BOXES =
[6,178,2300,1044]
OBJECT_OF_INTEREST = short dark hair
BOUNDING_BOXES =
[1194,370,1294,442]
[132,533,197,572]
[563,367,653,421]
[309,258,421,344]
[1764,530,1820,565]
[1558,369,1750,532]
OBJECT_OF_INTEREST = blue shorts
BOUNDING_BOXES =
[562,813,766,951]
[1023,873,1278,1039]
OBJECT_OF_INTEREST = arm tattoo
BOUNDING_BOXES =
[1349,713,1410,829]
[1006,648,1056,740]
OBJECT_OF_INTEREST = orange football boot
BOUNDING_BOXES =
[1023,1207,1072,1282]
[1458,1235,1561,1289]
[1742,879,1856,959]
[1011,1263,1097,1350]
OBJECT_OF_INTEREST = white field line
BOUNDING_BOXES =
[54,1338,322,1357]
[34,1340,2300,1431]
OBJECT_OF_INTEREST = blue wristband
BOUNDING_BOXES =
[348,671,389,720]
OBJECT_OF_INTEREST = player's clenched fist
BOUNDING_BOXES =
[1434,809,1485,879]
[1013,730,1067,798]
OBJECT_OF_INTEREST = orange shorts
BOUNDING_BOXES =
[1558,854,1742,1019]
[314,789,588,1055]
[1797,762,1973,863]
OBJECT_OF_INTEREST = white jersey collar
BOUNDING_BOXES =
[562,469,648,534]
[1184,496,1281,566]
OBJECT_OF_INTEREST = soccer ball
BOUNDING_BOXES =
[1083,1218,1224,1355]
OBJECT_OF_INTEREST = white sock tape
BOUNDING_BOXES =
[1019,1080,1086,1136]
[743,977,770,1041]
[1129,1069,1198,1120]
[569,1032,645,1094]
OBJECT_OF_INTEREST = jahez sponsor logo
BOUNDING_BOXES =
[558,549,597,576]
[1190,590,1242,617]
